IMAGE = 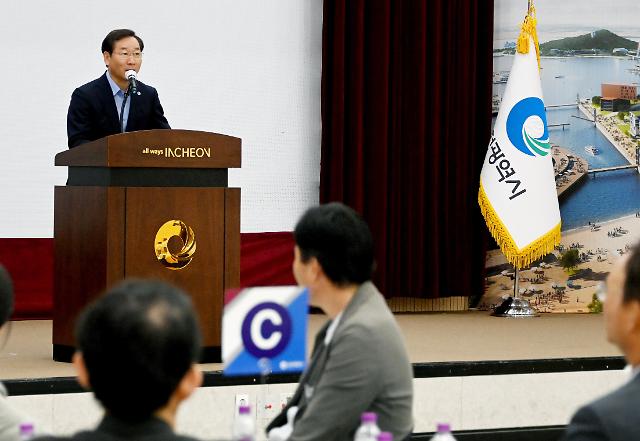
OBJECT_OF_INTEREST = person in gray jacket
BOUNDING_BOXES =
[562,243,640,441]
[266,202,413,441]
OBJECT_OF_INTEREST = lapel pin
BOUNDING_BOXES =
[137,91,141,96]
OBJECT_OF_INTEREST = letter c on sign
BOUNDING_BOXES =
[241,302,292,358]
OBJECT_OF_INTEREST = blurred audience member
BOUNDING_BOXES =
[0,265,37,440]
[37,279,203,441]
[562,244,640,441]
[267,203,413,441]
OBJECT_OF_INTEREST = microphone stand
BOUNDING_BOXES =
[120,86,131,133]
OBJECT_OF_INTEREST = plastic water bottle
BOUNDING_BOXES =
[19,423,35,441]
[377,432,393,441]
[232,405,255,441]
[430,423,457,440]
[354,412,381,441]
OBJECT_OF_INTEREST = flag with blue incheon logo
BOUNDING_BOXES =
[479,3,561,269]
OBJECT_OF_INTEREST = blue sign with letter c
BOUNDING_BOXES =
[241,302,292,359]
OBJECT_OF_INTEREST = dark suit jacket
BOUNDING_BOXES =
[266,282,414,441]
[35,415,199,441]
[561,372,640,441]
[67,73,170,148]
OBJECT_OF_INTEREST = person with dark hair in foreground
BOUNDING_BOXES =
[266,203,413,441]
[38,279,203,441]
[67,29,170,148]
[561,243,640,441]
[0,265,36,440]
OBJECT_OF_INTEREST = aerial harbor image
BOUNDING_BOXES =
[481,0,640,313]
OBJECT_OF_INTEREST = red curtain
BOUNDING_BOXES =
[0,234,296,319]
[0,239,54,319]
[240,232,296,288]
[321,0,493,300]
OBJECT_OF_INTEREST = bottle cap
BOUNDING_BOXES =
[361,412,377,423]
[437,423,451,432]
[377,432,393,441]
[19,423,34,435]
[238,405,251,415]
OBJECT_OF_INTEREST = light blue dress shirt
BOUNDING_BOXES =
[106,71,131,132]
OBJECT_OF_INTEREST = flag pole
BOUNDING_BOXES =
[492,266,538,317]
[486,0,545,318]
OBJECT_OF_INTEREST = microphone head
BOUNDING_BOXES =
[125,70,137,80]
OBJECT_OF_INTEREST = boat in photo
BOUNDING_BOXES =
[492,71,509,84]
[584,145,599,155]
[492,95,501,115]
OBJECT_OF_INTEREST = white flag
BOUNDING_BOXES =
[479,15,560,269]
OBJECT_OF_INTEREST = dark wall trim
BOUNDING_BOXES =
[5,377,84,396]
[411,356,626,378]
[53,344,221,364]
[3,356,625,396]
[67,167,228,187]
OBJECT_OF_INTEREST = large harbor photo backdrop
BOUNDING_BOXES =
[481,1,640,312]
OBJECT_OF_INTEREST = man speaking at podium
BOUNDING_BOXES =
[67,29,170,148]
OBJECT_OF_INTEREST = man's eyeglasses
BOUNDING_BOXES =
[115,51,142,60]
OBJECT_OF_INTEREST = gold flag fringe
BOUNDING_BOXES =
[478,183,561,269]
[516,3,541,70]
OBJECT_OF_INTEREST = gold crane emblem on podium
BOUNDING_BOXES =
[154,220,197,270]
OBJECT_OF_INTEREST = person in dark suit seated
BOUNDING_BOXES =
[67,29,170,148]
[37,279,203,441]
[266,203,413,441]
[561,243,640,441]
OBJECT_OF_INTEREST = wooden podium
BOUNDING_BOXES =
[53,129,241,362]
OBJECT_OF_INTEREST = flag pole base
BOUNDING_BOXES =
[491,297,538,317]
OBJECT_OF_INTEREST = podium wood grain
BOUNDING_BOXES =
[124,187,226,346]
[53,187,125,345]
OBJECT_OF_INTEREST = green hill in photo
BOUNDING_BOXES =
[540,29,637,55]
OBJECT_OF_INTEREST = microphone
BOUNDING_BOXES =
[125,70,138,94]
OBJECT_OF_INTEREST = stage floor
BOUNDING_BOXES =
[0,312,622,380]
